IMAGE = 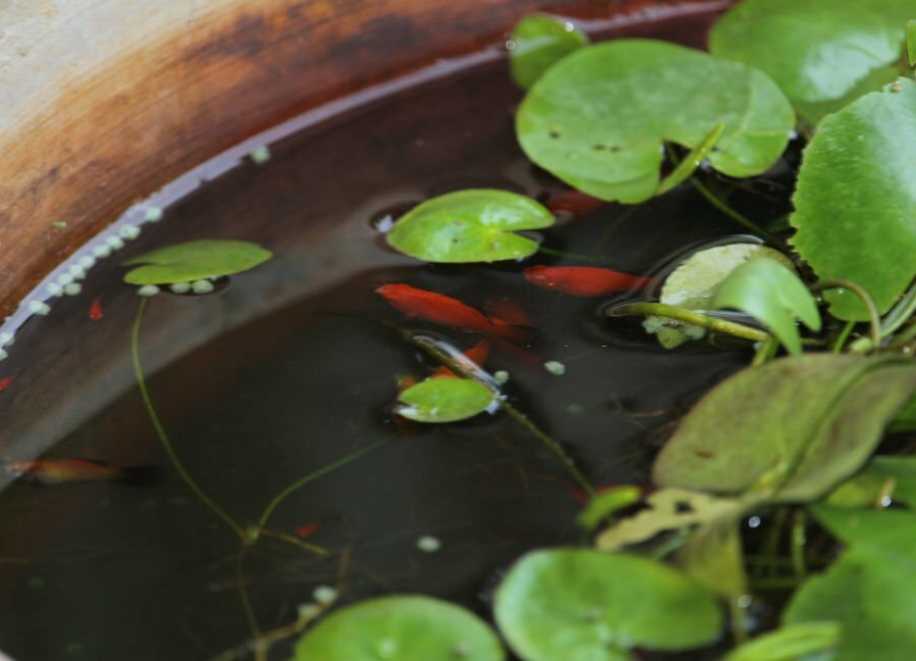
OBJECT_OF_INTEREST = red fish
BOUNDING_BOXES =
[4,459,159,486]
[545,190,605,217]
[432,340,491,379]
[89,297,104,321]
[484,298,531,328]
[0,377,11,393]
[524,266,652,297]
[294,523,320,539]
[376,284,524,341]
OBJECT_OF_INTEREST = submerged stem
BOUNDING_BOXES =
[690,178,774,240]
[606,302,770,343]
[131,299,245,540]
[236,546,260,639]
[832,320,856,354]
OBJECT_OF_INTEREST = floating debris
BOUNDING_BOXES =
[249,145,271,164]
[417,535,442,553]
[137,285,160,298]
[28,301,51,316]
[312,585,338,606]
[144,207,163,222]
[191,280,215,295]
[544,360,566,376]
[63,283,82,296]
[106,236,125,251]
[93,245,112,259]
[493,370,510,385]
[119,224,141,240]
[46,283,63,297]
[169,283,191,294]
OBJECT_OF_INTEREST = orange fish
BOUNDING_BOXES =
[524,266,652,297]
[483,298,530,328]
[545,190,605,217]
[431,340,491,379]
[4,459,159,486]
[376,284,524,340]
[0,377,11,393]
[89,297,104,321]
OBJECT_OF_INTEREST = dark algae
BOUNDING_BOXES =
[1,1,916,660]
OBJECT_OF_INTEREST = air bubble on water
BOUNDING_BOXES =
[191,280,215,294]
[63,283,81,296]
[119,224,141,240]
[137,285,160,298]
[28,301,51,316]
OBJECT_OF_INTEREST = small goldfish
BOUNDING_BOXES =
[545,190,605,217]
[0,377,11,393]
[431,340,491,378]
[88,297,104,321]
[483,298,530,328]
[4,459,159,486]
[376,284,524,341]
[524,266,652,297]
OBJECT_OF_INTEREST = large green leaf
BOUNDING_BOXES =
[396,377,496,423]
[784,507,916,660]
[653,355,916,502]
[827,455,916,508]
[710,0,913,124]
[515,40,794,203]
[723,623,841,661]
[713,256,821,355]
[386,190,554,263]
[123,240,272,285]
[494,549,723,660]
[293,595,505,660]
[509,14,588,89]
[789,79,916,320]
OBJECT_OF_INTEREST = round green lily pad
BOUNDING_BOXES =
[123,240,272,285]
[397,377,496,423]
[495,549,723,660]
[509,14,589,89]
[293,595,505,661]
[516,39,794,203]
[386,189,554,263]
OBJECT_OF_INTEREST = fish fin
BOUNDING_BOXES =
[116,465,163,486]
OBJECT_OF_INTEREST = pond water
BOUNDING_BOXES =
[0,8,781,660]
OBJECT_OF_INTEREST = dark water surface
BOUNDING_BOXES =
[0,10,757,660]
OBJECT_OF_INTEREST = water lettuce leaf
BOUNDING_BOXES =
[790,79,916,320]
[710,0,914,124]
[293,596,504,660]
[653,354,916,502]
[494,549,723,660]
[123,240,272,285]
[785,507,916,660]
[509,14,588,89]
[712,256,820,355]
[516,40,794,203]
[386,190,554,263]
[396,377,496,423]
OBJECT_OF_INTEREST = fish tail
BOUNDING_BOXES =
[115,465,163,486]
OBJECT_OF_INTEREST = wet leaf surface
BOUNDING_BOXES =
[396,377,496,423]
[123,240,272,285]
[723,622,840,661]
[509,14,588,89]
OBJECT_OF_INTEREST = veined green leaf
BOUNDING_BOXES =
[123,240,272,285]
[710,0,914,124]
[386,190,554,263]
[790,79,916,320]
[293,596,505,660]
[516,40,794,203]
[712,256,820,355]
[509,14,588,89]
[494,549,723,660]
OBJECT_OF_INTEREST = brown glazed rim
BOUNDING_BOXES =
[0,0,731,320]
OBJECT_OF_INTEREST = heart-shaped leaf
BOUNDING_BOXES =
[293,595,505,661]
[515,39,794,203]
[710,0,913,124]
[712,256,821,355]
[386,190,554,263]
[396,377,496,423]
[789,79,916,320]
[494,549,723,660]
[653,354,916,502]
[123,240,272,285]
[784,507,916,660]
[509,14,588,89]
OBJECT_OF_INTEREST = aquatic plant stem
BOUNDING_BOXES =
[258,528,329,557]
[832,320,856,354]
[257,441,385,530]
[394,326,595,497]
[131,299,246,540]
[236,546,260,639]
[606,302,770,343]
[813,279,881,351]
[690,178,774,240]
[751,336,779,367]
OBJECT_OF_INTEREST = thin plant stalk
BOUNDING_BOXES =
[832,320,856,354]
[690,177,774,240]
[606,302,770,343]
[236,546,260,639]
[751,336,779,367]
[258,528,329,557]
[813,280,881,351]
[131,299,246,540]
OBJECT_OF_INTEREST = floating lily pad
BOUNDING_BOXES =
[724,622,840,661]
[710,0,914,124]
[713,256,821,355]
[509,14,589,89]
[516,40,794,203]
[386,190,554,263]
[123,240,272,285]
[790,79,916,320]
[784,507,916,660]
[396,377,496,423]
[494,549,723,660]
[653,354,916,502]
[293,595,505,661]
